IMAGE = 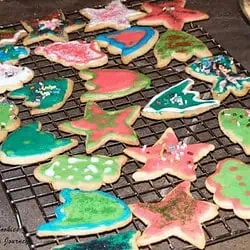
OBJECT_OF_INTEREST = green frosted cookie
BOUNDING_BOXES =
[37,189,132,236]
[0,121,78,165]
[52,230,140,250]
[9,78,73,115]
[34,154,127,190]
[154,30,212,68]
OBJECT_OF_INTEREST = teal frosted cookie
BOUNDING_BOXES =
[9,78,73,115]
[53,230,140,250]
[0,121,78,165]
[37,189,132,236]
[154,30,212,68]
[142,78,220,120]
[0,98,20,142]
[185,55,250,101]
[0,45,30,64]
[34,154,127,191]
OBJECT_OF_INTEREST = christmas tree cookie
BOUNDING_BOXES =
[0,29,27,46]
[154,30,212,68]
[0,121,78,165]
[59,102,140,154]
[206,158,250,219]
[218,108,250,155]
[0,98,20,142]
[95,26,159,64]
[129,181,218,249]
[8,78,73,115]
[142,78,220,120]
[52,230,140,250]
[35,40,108,70]
[0,45,30,65]
[185,55,250,101]
[80,0,145,32]
[124,127,215,182]
[34,154,127,191]
[37,189,132,236]
[137,0,209,31]
[79,69,151,102]
[21,9,85,45]
[0,64,34,94]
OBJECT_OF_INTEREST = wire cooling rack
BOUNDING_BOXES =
[0,0,250,249]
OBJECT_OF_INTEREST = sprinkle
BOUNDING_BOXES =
[105,160,114,165]
[84,175,93,181]
[224,113,232,117]
[142,145,147,152]
[104,167,111,173]
[67,175,74,180]
[55,175,61,179]
[91,157,99,163]
[87,164,98,173]
[237,121,240,127]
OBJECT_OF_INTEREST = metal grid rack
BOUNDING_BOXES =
[0,0,250,249]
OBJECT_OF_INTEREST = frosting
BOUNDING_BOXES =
[80,69,151,101]
[207,159,250,209]
[0,98,16,129]
[35,154,125,190]
[9,78,70,112]
[35,41,107,69]
[37,189,132,235]
[0,64,33,92]
[0,45,29,63]
[59,102,140,153]
[143,78,219,113]
[124,127,214,182]
[0,29,27,46]
[0,98,19,141]
[52,230,138,250]
[1,121,74,158]
[218,108,250,154]
[22,9,85,44]
[129,181,218,248]
[81,0,143,30]
[137,1,209,30]
[96,26,156,56]
[186,55,250,99]
[155,30,210,61]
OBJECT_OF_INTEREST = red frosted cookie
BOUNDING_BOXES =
[59,102,141,154]
[79,68,151,102]
[129,181,218,249]
[137,0,209,30]
[206,158,250,219]
[124,127,214,182]
[34,40,108,70]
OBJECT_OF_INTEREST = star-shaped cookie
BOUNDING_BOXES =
[21,9,85,45]
[124,128,214,182]
[59,102,140,154]
[137,0,209,30]
[80,0,145,32]
[129,181,218,249]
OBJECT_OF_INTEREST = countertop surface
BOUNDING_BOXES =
[0,0,249,250]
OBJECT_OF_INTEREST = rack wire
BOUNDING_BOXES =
[0,0,250,249]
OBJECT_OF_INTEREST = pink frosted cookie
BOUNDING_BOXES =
[34,40,108,70]
[80,0,145,32]
[59,102,141,154]
[79,68,151,102]
[206,158,250,219]
[124,127,215,182]
[129,181,218,249]
[137,0,209,30]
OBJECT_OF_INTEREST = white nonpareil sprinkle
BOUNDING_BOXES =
[142,145,147,152]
